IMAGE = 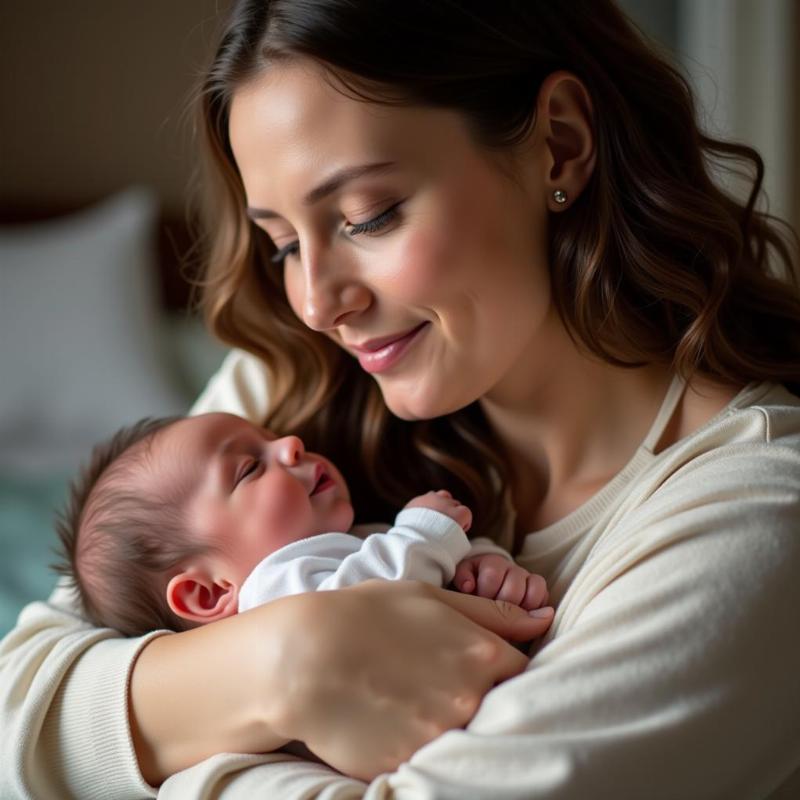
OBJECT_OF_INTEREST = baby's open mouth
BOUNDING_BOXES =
[310,471,335,496]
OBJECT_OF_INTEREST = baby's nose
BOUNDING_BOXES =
[272,435,305,466]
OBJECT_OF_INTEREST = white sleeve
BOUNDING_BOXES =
[238,508,471,609]
[0,582,163,799]
[315,508,471,590]
[161,441,800,798]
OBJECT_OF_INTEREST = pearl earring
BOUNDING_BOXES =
[553,189,568,205]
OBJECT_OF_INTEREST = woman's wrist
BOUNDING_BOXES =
[128,605,293,785]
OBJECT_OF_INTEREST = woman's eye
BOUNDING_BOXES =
[270,242,299,266]
[267,202,402,268]
[345,202,402,237]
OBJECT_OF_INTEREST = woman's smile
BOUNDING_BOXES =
[229,61,552,420]
[348,321,430,374]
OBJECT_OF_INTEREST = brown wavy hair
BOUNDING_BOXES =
[191,0,800,548]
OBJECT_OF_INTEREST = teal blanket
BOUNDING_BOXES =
[0,474,68,636]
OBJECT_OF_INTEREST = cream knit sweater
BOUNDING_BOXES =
[2,350,799,799]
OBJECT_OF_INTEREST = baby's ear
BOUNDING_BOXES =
[166,570,239,624]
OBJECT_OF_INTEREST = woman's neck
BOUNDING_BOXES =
[479,318,743,532]
[479,320,673,531]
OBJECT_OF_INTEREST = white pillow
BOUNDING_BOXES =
[0,188,189,473]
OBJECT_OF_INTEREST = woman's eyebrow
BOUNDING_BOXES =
[246,160,397,220]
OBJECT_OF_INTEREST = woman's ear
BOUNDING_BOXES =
[166,570,239,624]
[535,70,596,211]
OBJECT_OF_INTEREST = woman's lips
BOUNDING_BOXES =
[352,323,429,374]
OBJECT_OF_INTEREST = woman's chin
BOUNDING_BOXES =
[380,383,471,421]
[386,404,427,421]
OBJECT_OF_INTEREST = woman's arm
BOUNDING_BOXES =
[0,583,161,798]
[131,580,549,786]
[129,603,291,784]
[156,439,800,798]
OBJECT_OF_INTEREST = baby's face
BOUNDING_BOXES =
[151,413,354,586]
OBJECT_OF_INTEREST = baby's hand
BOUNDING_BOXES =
[454,554,550,612]
[404,490,472,532]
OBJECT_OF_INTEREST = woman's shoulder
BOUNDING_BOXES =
[190,348,272,422]
[661,380,800,458]
[648,382,800,500]
[617,381,800,553]
[710,380,800,445]
[655,377,798,454]
[574,382,800,595]
[582,381,800,555]
[608,380,800,530]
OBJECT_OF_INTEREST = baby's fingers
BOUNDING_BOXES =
[521,574,549,611]
[495,569,528,607]
[476,560,508,600]
[454,559,479,594]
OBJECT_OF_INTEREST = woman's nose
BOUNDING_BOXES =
[297,248,372,331]
[271,435,305,466]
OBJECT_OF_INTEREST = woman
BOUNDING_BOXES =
[2,1,799,797]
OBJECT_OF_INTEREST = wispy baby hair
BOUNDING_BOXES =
[53,415,207,637]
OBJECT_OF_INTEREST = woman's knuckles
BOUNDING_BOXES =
[463,635,504,665]
[452,690,483,716]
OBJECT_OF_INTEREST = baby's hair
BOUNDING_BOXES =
[52,415,210,637]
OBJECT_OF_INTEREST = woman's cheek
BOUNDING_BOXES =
[382,225,456,302]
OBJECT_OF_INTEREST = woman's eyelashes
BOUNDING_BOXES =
[268,202,403,267]
[270,241,299,266]
[345,201,403,236]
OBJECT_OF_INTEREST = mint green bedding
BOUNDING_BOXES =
[0,473,69,636]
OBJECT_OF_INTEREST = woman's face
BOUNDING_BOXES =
[229,60,555,420]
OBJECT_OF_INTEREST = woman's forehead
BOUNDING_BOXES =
[228,62,474,203]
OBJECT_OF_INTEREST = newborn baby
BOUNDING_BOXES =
[54,413,552,637]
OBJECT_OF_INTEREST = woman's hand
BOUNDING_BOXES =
[130,579,551,785]
[267,579,553,781]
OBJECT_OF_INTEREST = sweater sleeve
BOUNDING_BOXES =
[189,348,272,422]
[384,439,800,798]
[154,438,800,798]
[0,582,163,799]
[0,349,264,800]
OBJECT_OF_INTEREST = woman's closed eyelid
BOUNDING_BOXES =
[344,200,402,236]
[268,201,403,266]
[270,242,298,264]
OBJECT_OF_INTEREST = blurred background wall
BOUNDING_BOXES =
[0,0,224,217]
[2,1,797,231]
